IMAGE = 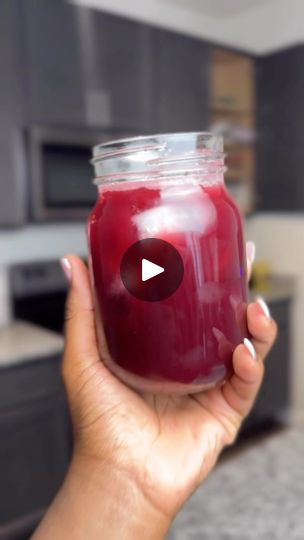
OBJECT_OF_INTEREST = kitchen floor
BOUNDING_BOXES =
[168,426,304,540]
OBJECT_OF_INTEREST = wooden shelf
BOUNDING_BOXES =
[225,172,245,181]
[211,49,255,113]
[210,106,252,115]
[210,47,255,215]
[224,141,255,151]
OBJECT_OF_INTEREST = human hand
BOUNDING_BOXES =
[33,244,277,540]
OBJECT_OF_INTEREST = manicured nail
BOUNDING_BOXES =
[243,338,257,360]
[60,257,72,283]
[212,327,225,342]
[246,241,256,266]
[256,296,271,319]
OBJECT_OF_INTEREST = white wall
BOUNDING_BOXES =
[0,224,87,265]
[246,214,304,418]
[71,0,304,54]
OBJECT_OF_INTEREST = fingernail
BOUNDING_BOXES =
[243,338,257,360]
[246,241,256,266]
[212,327,225,343]
[60,257,72,283]
[256,296,271,319]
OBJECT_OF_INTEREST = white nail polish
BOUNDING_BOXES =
[60,257,72,282]
[256,297,271,319]
[243,338,257,360]
[246,241,256,265]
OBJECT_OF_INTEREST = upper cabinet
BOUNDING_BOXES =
[256,46,304,211]
[20,1,154,132]
[90,12,153,131]
[0,0,27,227]
[21,0,85,126]
[151,29,210,132]
[20,3,212,134]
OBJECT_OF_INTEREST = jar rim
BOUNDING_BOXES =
[93,131,223,158]
[92,131,224,183]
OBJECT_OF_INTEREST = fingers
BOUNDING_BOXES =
[246,241,256,282]
[221,296,277,420]
[61,254,101,386]
[244,241,277,357]
[247,298,277,360]
[222,338,264,419]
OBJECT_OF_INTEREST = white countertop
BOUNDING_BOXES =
[0,320,64,368]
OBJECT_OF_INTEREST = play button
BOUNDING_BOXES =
[142,259,164,282]
[120,238,184,302]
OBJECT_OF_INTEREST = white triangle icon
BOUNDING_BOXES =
[142,258,165,282]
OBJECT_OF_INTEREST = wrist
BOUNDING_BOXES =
[72,452,171,538]
[33,452,171,540]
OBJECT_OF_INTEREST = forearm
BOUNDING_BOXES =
[32,455,170,540]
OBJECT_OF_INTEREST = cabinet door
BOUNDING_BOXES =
[0,396,71,525]
[256,47,304,210]
[0,0,26,227]
[0,355,65,410]
[21,0,85,125]
[250,300,290,420]
[151,29,210,132]
[91,11,153,131]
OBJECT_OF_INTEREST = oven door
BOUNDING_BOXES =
[28,126,129,221]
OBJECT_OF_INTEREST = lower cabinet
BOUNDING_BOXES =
[0,356,72,538]
[243,298,291,432]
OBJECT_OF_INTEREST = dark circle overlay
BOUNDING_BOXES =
[120,238,184,302]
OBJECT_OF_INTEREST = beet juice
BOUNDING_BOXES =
[88,133,248,393]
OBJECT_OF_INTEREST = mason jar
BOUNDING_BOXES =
[88,132,248,394]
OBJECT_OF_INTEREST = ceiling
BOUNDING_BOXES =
[71,0,304,54]
[162,0,273,19]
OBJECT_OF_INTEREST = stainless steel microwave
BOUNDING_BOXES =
[28,126,133,221]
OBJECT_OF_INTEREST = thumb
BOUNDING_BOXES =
[61,254,102,388]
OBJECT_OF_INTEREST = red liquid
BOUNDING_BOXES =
[88,180,248,393]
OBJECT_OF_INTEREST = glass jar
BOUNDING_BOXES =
[88,132,248,394]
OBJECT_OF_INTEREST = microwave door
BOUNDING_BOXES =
[29,128,99,221]
[29,127,137,222]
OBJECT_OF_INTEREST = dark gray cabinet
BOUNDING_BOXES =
[90,17,211,133]
[20,0,85,126]
[256,46,304,210]
[253,299,290,418]
[0,396,70,525]
[151,29,210,132]
[0,355,71,533]
[244,298,291,430]
[0,0,26,227]
[18,2,212,133]
[91,12,153,131]
[20,1,153,132]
